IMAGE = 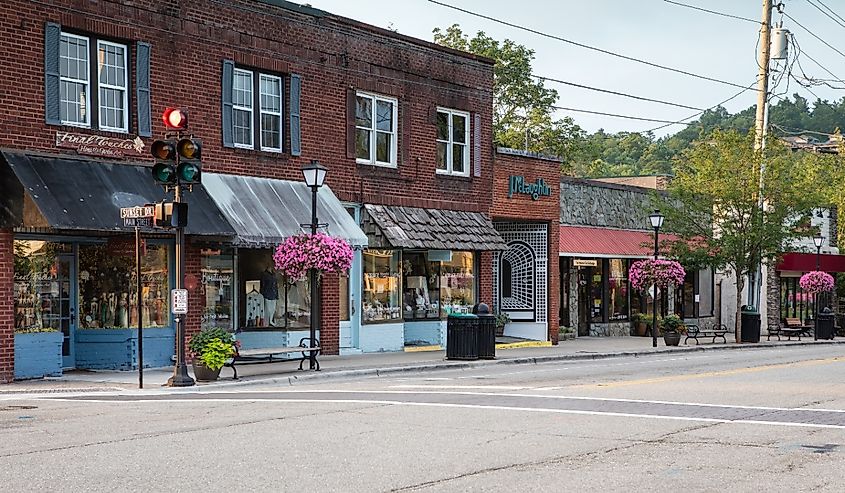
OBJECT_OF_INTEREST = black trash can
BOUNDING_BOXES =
[740,306,761,343]
[816,310,835,340]
[477,314,496,359]
[446,314,479,360]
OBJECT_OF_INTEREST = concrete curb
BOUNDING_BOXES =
[199,338,845,390]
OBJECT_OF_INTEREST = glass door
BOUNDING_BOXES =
[55,253,76,368]
[340,205,362,351]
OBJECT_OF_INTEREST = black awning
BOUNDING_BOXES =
[362,204,508,251]
[0,151,235,237]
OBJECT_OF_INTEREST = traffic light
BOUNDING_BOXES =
[151,139,177,185]
[154,201,188,229]
[162,107,188,130]
[176,138,202,185]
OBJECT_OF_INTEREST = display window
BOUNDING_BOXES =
[608,259,629,321]
[402,252,439,320]
[362,249,401,323]
[440,251,475,315]
[201,248,234,331]
[238,248,310,329]
[77,241,170,329]
[13,241,73,332]
[590,261,604,323]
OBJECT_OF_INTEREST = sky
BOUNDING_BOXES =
[307,0,845,138]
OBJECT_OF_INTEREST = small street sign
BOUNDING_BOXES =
[120,205,155,227]
[171,289,188,315]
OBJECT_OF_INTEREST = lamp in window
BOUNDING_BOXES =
[301,159,327,370]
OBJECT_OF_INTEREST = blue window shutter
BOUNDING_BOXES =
[135,42,152,137]
[473,113,481,177]
[290,73,302,156]
[44,22,61,125]
[222,60,235,148]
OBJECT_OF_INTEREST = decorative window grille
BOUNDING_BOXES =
[493,223,548,323]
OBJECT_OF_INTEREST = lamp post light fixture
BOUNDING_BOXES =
[813,234,824,341]
[649,210,664,348]
[302,160,327,369]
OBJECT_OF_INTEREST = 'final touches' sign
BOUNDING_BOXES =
[507,176,552,200]
[56,131,145,157]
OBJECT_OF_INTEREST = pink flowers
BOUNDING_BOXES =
[273,233,354,281]
[799,270,834,294]
[629,259,686,293]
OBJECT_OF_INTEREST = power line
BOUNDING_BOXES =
[811,0,845,26]
[426,0,758,91]
[771,123,838,138]
[791,34,845,88]
[643,81,760,133]
[550,106,682,124]
[535,75,704,111]
[782,11,845,61]
[807,0,845,30]
[663,0,760,24]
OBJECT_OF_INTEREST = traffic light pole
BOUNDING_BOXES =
[167,183,195,387]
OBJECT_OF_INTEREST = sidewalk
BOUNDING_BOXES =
[3,335,844,393]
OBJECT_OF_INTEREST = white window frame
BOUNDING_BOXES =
[356,91,398,167]
[59,32,91,128]
[232,68,254,149]
[435,108,471,177]
[95,40,129,133]
[259,73,283,153]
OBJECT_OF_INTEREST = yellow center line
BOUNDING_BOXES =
[570,357,843,388]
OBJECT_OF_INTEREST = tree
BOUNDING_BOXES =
[658,129,838,338]
[433,24,585,169]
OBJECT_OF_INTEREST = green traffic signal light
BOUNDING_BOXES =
[152,162,177,185]
[177,162,201,184]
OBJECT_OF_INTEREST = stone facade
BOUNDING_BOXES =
[560,178,658,231]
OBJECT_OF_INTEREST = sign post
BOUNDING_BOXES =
[120,206,155,389]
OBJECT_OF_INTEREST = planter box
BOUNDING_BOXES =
[75,327,175,370]
[14,331,63,380]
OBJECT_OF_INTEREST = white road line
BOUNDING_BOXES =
[390,385,529,390]
[39,397,845,430]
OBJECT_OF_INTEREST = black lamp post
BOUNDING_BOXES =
[302,160,327,369]
[649,210,664,348]
[813,234,824,341]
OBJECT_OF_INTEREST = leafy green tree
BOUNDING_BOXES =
[433,24,585,169]
[658,129,839,338]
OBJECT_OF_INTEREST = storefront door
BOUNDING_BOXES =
[577,268,590,337]
[56,253,77,368]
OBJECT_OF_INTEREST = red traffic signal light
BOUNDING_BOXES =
[162,107,188,130]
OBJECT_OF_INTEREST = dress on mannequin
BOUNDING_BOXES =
[245,284,264,327]
[260,268,279,326]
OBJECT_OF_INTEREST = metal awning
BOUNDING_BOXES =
[362,204,507,251]
[201,172,367,248]
[559,225,680,258]
[0,150,235,236]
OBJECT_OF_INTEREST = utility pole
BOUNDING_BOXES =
[745,0,772,342]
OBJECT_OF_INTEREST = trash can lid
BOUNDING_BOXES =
[448,313,478,318]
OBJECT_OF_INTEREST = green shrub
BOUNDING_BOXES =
[188,328,237,371]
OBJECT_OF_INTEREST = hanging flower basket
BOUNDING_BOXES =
[273,233,354,281]
[799,270,834,294]
[629,259,686,293]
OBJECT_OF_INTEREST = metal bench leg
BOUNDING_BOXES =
[230,361,239,380]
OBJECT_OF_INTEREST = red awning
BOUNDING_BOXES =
[559,225,679,258]
[777,252,845,272]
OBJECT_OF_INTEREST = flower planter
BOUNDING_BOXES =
[75,327,175,370]
[191,361,221,382]
[14,331,63,380]
[663,331,681,346]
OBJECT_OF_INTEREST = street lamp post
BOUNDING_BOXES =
[302,160,327,369]
[649,210,664,348]
[813,234,824,341]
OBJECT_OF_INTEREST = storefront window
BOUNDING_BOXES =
[201,248,234,330]
[780,276,821,323]
[403,252,439,320]
[698,268,714,316]
[78,241,169,329]
[441,251,475,315]
[362,249,401,323]
[13,241,72,332]
[239,249,309,329]
[608,259,629,321]
[590,261,603,323]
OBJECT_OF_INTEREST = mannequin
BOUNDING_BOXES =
[118,292,129,328]
[260,265,279,326]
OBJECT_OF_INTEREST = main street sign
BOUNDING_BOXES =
[120,205,155,227]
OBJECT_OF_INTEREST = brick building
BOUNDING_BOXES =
[0,0,562,382]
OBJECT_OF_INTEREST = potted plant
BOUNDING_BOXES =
[188,328,237,381]
[660,314,685,346]
[558,326,575,341]
[631,312,649,336]
[495,312,511,337]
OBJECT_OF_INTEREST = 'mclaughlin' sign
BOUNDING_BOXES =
[507,176,552,200]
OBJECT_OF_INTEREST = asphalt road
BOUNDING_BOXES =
[1,345,844,492]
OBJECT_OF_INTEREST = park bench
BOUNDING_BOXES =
[684,322,729,345]
[225,337,320,379]
[781,317,812,340]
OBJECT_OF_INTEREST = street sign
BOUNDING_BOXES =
[171,289,188,314]
[648,285,661,299]
[121,205,155,227]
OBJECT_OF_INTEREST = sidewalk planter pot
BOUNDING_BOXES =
[660,314,684,346]
[663,331,682,346]
[75,327,176,370]
[14,331,63,380]
[191,361,221,382]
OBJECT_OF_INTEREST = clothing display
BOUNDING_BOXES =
[260,269,279,300]
[245,284,264,327]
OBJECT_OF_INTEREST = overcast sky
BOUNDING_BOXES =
[309,0,845,137]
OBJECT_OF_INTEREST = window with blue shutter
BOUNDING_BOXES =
[290,73,301,156]
[223,61,287,153]
[44,22,61,125]
[222,60,235,148]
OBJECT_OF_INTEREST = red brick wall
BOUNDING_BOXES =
[491,149,561,343]
[0,0,495,213]
[0,230,13,382]
[184,240,202,360]
[319,272,340,355]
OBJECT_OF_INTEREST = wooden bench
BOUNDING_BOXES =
[225,337,320,379]
[782,318,813,340]
[684,322,729,345]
